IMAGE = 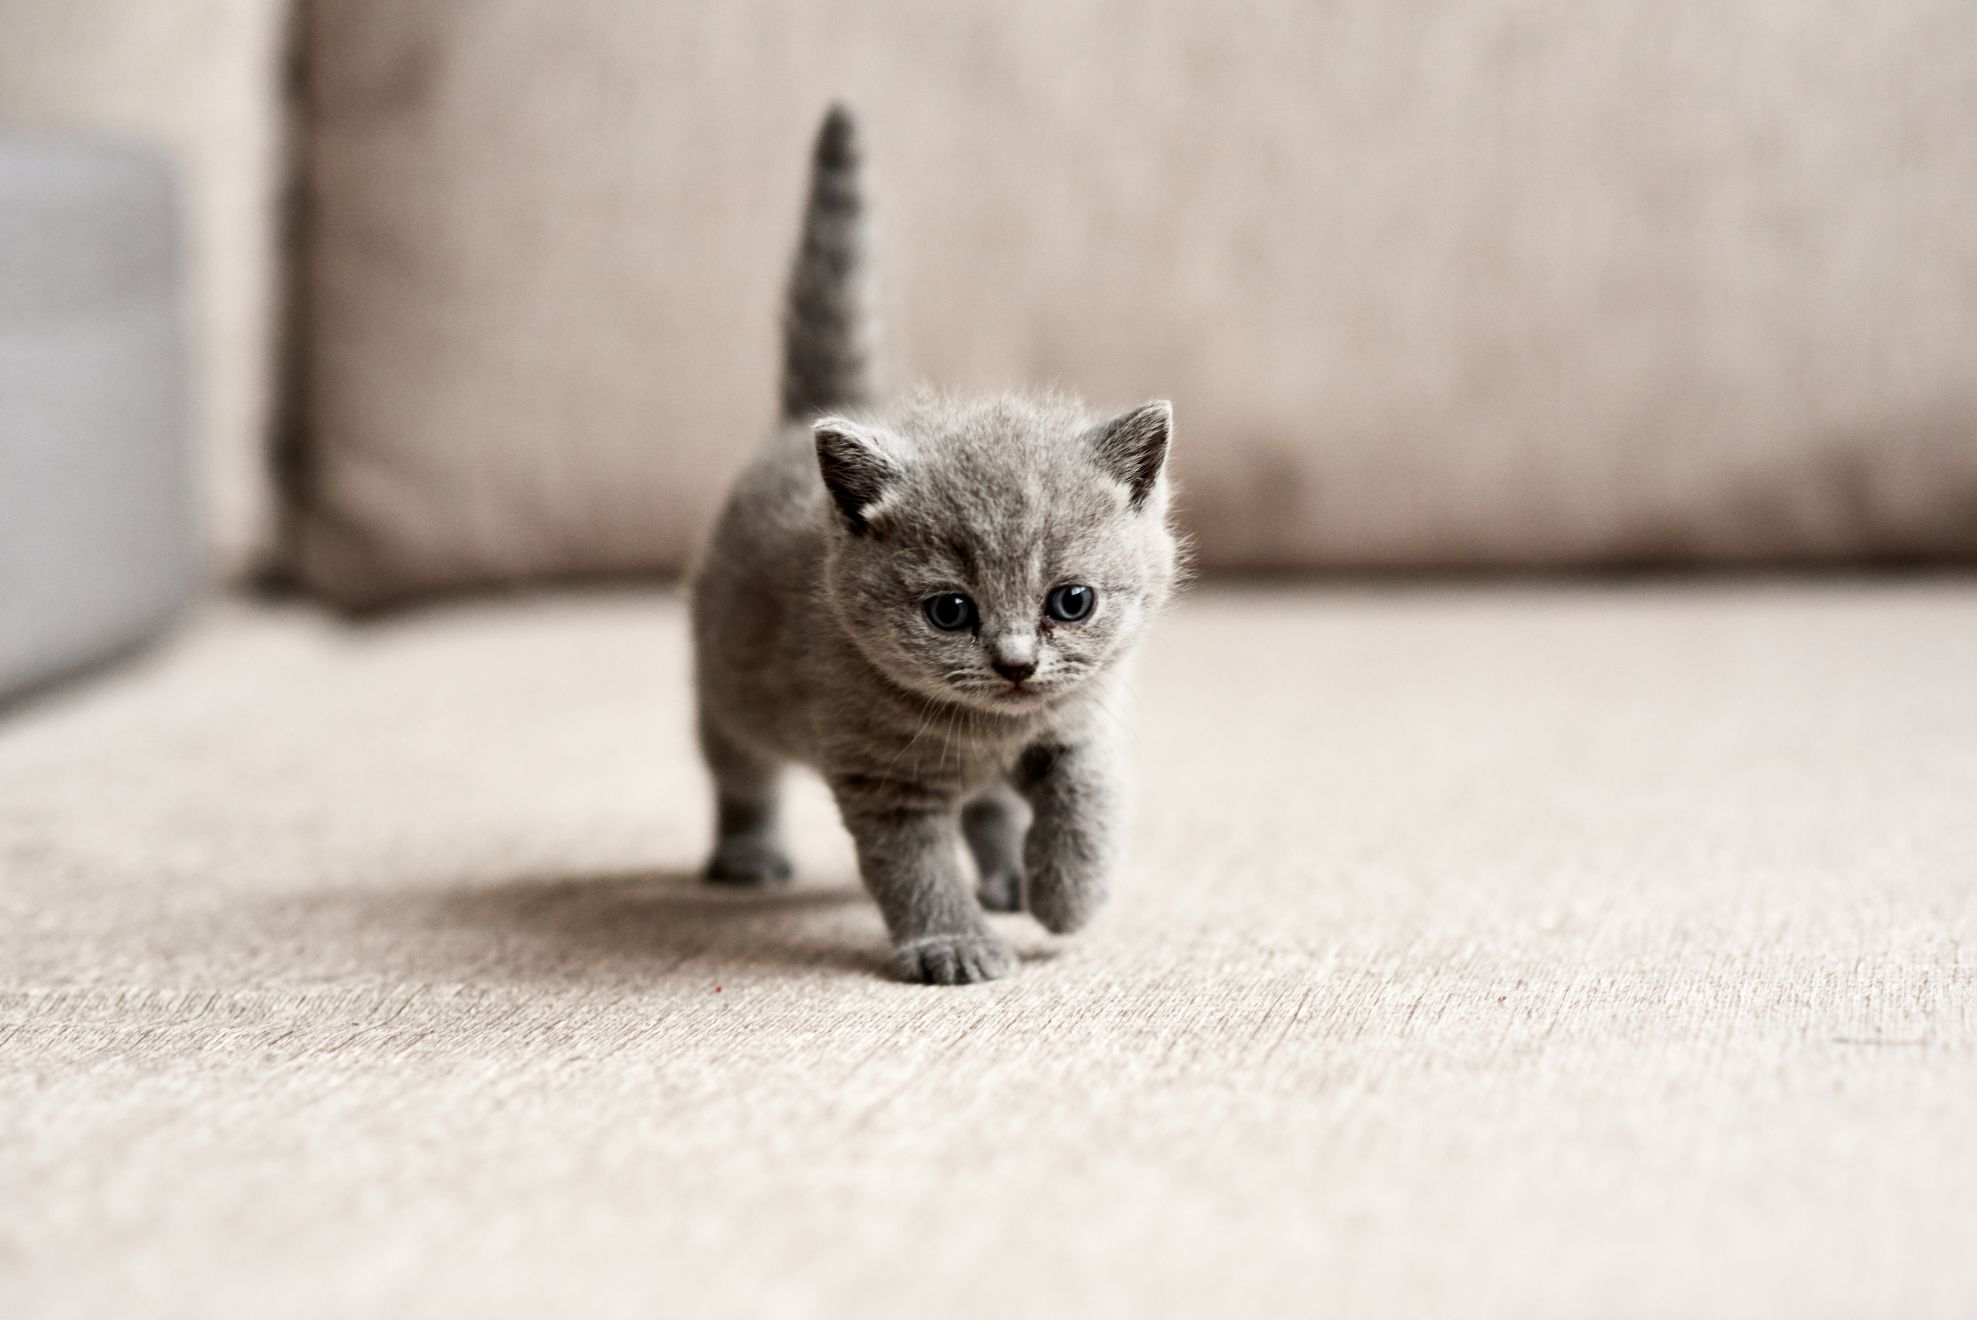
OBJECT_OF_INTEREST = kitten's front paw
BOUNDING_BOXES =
[704,837,793,886]
[977,866,1024,914]
[891,933,1016,986]
[1025,865,1108,935]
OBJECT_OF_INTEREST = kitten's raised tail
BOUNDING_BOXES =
[780,103,877,420]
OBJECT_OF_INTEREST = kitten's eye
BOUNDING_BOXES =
[1045,584,1096,623]
[923,592,977,632]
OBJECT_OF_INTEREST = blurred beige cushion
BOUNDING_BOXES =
[0,0,290,579]
[296,2,1977,606]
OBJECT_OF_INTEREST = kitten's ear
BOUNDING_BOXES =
[1088,400,1172,510]
[814,418,901,533]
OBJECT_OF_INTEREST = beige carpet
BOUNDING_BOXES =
[3,583,1974,1318]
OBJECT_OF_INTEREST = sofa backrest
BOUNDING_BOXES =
[288,1,1977,607]
[12,3,1977,608]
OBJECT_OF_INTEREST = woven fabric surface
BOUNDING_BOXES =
[3,583,1974,1317]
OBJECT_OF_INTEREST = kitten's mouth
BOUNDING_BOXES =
[991,681,1056,706]
[938,675,1066,713]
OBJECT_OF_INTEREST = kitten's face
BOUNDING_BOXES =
[816,394,1177,715]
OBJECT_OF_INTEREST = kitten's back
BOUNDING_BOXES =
[693,105,881,717]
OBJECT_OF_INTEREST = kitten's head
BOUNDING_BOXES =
[814,391,1179,714]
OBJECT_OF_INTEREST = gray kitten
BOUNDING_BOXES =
[689,105,1179,985]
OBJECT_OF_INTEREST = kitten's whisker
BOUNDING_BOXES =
[885,699,943,777]
[1100,680,1145,751]
[1092,693,1137,747]
[939,700,971,774]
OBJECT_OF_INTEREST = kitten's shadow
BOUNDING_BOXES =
[393,867,887,983]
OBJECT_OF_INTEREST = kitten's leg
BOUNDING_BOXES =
[699,712,792,885]
[962,782,1030,913]
[1016,734,1124,935]
[834,783,1015,984]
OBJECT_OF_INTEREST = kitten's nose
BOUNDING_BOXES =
[991,657,1037,684]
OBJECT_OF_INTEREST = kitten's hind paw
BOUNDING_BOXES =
[704,837,794,886]
[891,933,1016,986]
[977,866,1024,914]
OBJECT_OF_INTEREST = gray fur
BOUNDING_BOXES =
[779,104,876,421]
[962,783,1029,913]
[690,106,1180,985]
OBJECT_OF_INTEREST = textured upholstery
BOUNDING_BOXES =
[5,584,1974,1316]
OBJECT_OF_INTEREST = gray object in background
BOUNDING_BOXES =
[0,137,194,702]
